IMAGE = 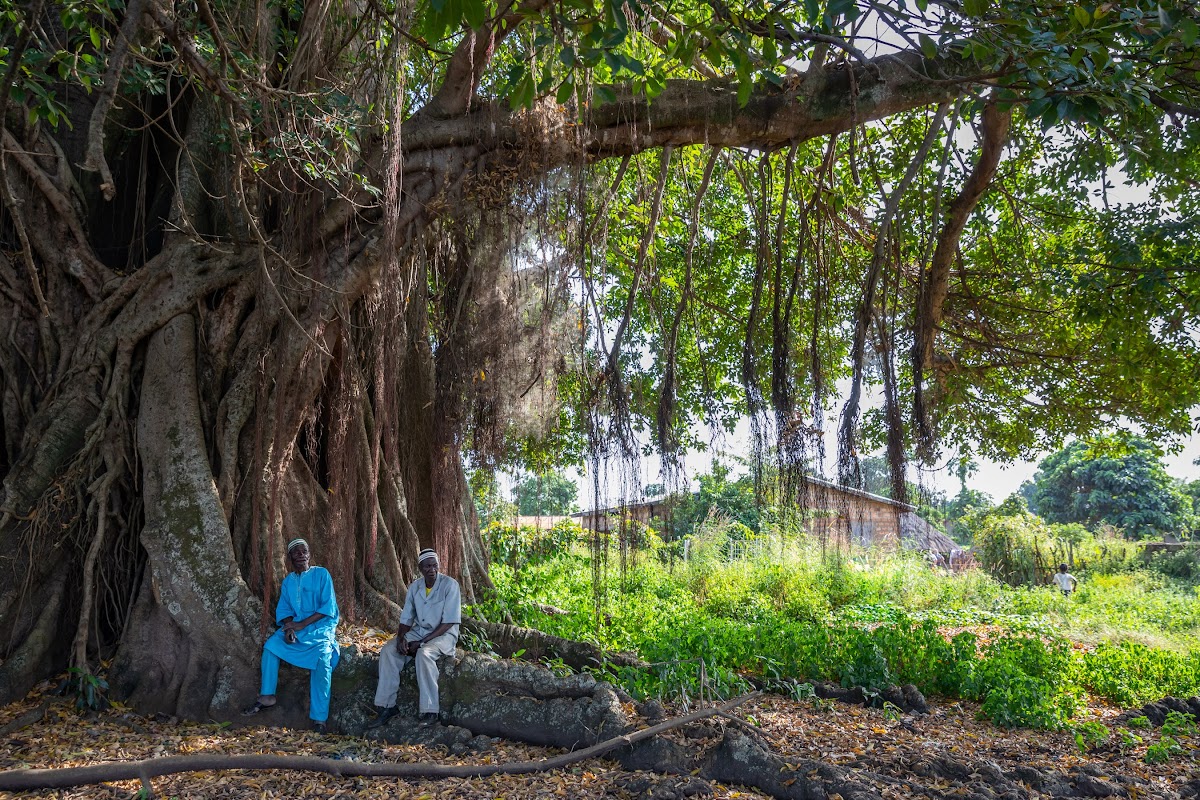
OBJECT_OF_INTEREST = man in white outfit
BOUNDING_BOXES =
[370,548,461,725]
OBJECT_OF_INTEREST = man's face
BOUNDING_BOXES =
[419,557,438,583]
[289,544,310,572]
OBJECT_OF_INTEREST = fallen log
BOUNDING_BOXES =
[0,693,758,791]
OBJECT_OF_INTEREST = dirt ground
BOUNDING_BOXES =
[1,675,1196,800]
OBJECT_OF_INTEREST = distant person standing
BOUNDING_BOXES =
[1052,563,1078,597]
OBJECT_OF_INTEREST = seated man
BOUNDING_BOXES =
[242,538,340,733]
[371,548,461,725]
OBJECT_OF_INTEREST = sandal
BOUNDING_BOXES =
[241,700,276,716]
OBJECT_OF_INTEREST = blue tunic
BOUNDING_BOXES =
[264,566,340,670]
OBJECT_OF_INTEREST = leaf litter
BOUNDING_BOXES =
[0,679,1197,798]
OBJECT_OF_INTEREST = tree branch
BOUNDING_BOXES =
[913,98,1011,369]
[83,0,146,200]
[401,50,968,160]
[420,0,554,119]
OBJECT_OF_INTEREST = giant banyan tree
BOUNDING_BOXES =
[1,0,1198,719]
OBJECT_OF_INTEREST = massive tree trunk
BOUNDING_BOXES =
[0,0,968,718]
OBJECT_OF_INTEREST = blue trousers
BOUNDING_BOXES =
[259,648,334,722]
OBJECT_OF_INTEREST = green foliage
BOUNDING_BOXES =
[970,502,1146,588]
[966,636,1079,729]
[1081,641,1200,706]
[0,0,108,127]
[1031,437,1194,539]
[1127,715,1152,729]
[1161,710,1198,737]
[1117,727,1143,751]
[64,667,109,712]
[485,519,581,568]
[654,462,761,542]
[1144,736,1183,764]
[514,471,579,515]
[943,488,995,545]
[1072,720,1110,752]
[475,543,1200,730]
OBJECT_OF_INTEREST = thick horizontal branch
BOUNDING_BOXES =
[0,694,758,791]
[401,50,970,162]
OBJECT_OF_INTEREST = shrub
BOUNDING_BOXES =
[1082,641,1200,706]
[1073,720,1111,752]
[1162,710,1198,737]
[1145,736,1182,764]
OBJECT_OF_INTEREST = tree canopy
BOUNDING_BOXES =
[515,472,580,515]
[1029,437,1195,538]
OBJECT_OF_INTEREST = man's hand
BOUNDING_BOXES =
[405,639,422,656]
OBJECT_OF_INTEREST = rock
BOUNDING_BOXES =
[878,685,906,709]
[681,720,721,740]
[618,736,697,774]
[653,776,714,799]
[638,699,668,724]
[1119,695,1200,728]
[900,684,928,714]
[236,646,634,745]
[702,731,882,800]
[467,734,493,751]
[1012,765,1044,787]
[811,681,927,714]
[1071,773,1118,798]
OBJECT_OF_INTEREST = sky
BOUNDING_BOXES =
[569,425,1200,511]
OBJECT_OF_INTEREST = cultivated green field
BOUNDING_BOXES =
[470,529,1200,730]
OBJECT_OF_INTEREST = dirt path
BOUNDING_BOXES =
[0,684,1194,799]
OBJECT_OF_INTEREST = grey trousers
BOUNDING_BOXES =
[374,633,456,713]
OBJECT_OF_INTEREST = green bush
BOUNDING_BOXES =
[486,519,581,567]
[965,636,1079,729]
[1073,720,1111,752]
[471,544,1200,726]
[1082,641,1200,706]
[1145,736,1183,764]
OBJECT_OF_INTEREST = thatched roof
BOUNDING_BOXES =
[899,512,959,554]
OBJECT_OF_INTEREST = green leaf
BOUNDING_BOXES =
[463,0,489,30]
[827,0,855,22]
[89,26,101,49]
[556,79,574,104]
[803,0,820,25]
[1073,6,1090,27]
[962,0,988,17]
[763,35,777,64]
[1177,17,1199,47]
[918,33,938,59]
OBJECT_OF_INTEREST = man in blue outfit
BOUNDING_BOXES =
[242,538,340,733]
[369,547,461,726]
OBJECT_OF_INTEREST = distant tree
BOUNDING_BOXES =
[1018,480,1039,513]
[1030,437,1193,539]
[515,473,579,516]
[653,462,760,542]
[944,488,994,545]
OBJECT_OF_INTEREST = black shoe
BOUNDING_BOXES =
[368,706,400,728]
[241,700,275,716]
[313,721,328,734]
[419,712,439,723]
